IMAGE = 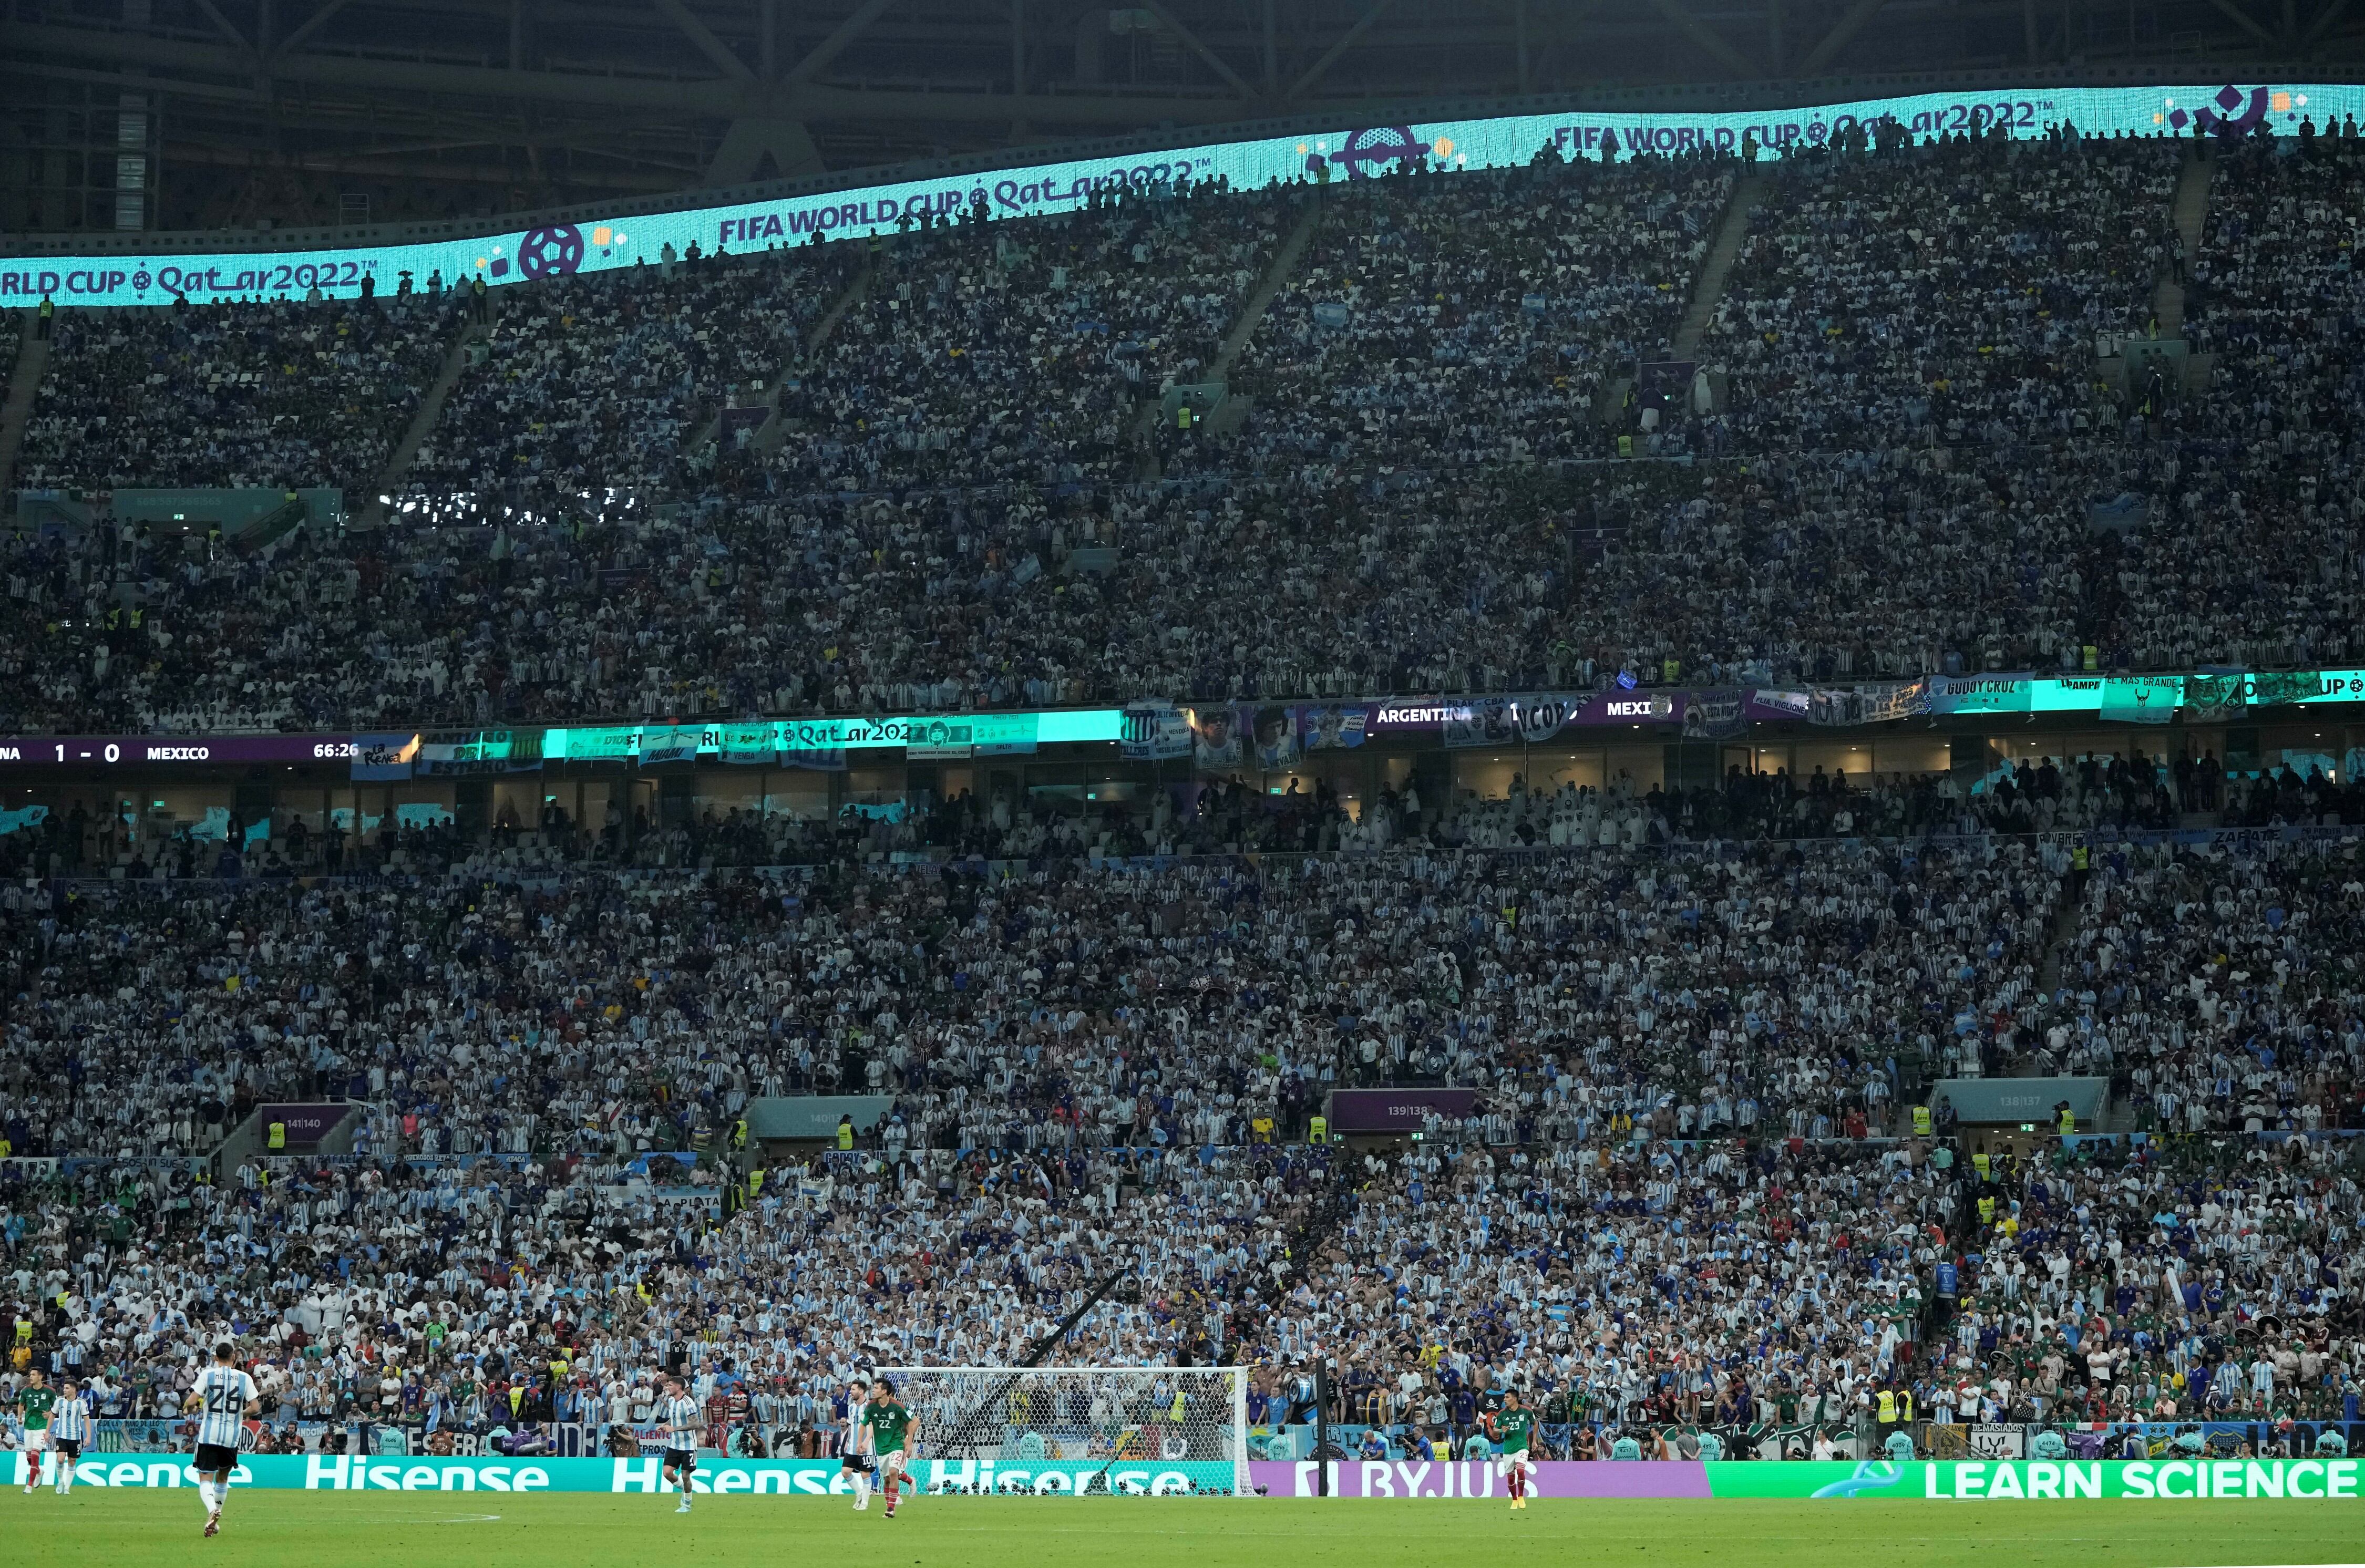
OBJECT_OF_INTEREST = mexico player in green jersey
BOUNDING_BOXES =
[1485,1389,1536,1510]
[861,1379,918,1520]
[16,1368,57,1494]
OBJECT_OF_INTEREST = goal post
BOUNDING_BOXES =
[871,1366,1251,1496]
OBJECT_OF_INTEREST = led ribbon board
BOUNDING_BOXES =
[1,83,2334,308]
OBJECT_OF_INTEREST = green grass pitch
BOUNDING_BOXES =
[8,1492,2365,1568]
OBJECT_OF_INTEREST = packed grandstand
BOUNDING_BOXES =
[2,108,2362,1477]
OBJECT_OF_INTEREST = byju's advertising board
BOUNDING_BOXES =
[1252,1458,2365,1500]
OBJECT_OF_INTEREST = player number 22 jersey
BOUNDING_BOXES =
[867,1399,912,1453]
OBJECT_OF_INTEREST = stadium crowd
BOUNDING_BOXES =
[2042,832,2365,1138]
[1208,151,1731,474]
[1702,135,2178,451]
[5,119,2365,1471]
[774,178,1290,493]
[16,294,456,499]
[405,245,849,507]
[1,129,2363,736]
[3,1111,2360,1462]
[0,821,2106,1167]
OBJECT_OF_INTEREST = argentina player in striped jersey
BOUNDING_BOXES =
[181,1345,259,1538]
[45,1377,92,1495]
[656,1376,703,1514]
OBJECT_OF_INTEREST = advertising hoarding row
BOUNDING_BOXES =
[17,1453,2359,1501]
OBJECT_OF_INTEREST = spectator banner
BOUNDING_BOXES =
[908,714,1042,759]
[2253,669,2330,707]
[351,733,421,781]
[1190,706,1245,769]
[639,724,705,767]
[1248,1459,2365,1500]
[721,724,779,764]
[1745,682,1928,725]
[1295,704,1369,751]
[2185,672,2247,719]
[1681,693,1744,740]
[904,719,973,760]
[1921,674,2040,715]
[1119,705,1193,760]
[1325,1088,1477,1134]
[14,82,2363,311]
[1967,1426,2028,1459]
[1443,695,1589,748]
[416,730,539,776]
[2037,822,2358,854]
[2099,675,2182,724]
[1250,706,1301,770]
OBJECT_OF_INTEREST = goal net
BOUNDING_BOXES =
[871,1366,1250,1497]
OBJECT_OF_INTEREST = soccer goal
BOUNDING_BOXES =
[871,1366,1250,1496]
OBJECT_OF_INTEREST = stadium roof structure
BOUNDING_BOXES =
[7,0,2365,236]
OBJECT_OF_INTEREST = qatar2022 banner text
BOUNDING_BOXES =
[0,81,2342,310]
[15,1453,2364,1500]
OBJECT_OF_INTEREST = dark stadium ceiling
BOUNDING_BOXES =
[7,0,2365,226]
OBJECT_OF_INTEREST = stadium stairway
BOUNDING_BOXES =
[2153,147,2216,342]
[1130,189,1325,477]
[361,310,490,527]
[1671,167,1771,362]
[2037,888,2084,1009]
[746,261,874,457]
[0,310,50,499]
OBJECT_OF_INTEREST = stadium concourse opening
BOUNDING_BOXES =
[2,56,2364,1568]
